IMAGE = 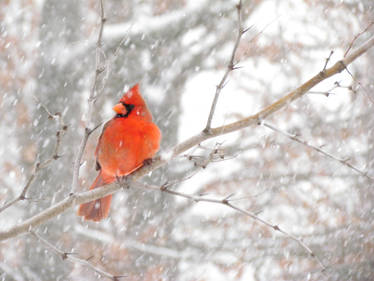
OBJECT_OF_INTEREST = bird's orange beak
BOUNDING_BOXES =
[112,103,127,115]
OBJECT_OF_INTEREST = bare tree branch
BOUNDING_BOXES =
[204,0,247,133]
[262,121,373,181]
[208,36,374,137]
[344,21,374,57]
[0,36,373,242]
[135,181,326,270]
[0,100,66,213]
[307,81,353,97]
[30,231,125,280]
[344,64,374,104]
[322,50,334,71]
[71,0,107,194]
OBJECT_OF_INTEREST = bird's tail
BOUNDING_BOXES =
[77,173,112,222]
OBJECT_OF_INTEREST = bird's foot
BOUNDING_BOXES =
[143,156,160,166]
[116,175,130,189]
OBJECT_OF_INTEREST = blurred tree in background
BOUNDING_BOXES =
[0,0,373,280]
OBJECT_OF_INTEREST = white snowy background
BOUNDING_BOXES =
[0,0,373,280]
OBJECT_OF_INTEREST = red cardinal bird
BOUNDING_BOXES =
[78,84,161,221]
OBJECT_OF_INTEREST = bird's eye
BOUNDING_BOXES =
[121,102,134,115]
[125,103,134,112]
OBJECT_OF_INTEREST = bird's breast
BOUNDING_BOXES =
[96,117,160,177]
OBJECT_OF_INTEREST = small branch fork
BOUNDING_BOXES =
[307,81,352,97]
[204,0,248,133]
[344,21,374,104]
[345,66,374,104]
[344,21,374,57]
[322,50,334,71]
[262,122,373,181]
[137,181,326,270]
[0,100,67,213]
[30,231,125,281]
[71,0,106,194]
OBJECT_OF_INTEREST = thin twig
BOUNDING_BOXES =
[135,182,326,270]
[30,231,124,280]
[90,0,106,103]
[307,91,335,97]
[204,0,247,133]
[0,162,38,213]
[0,36,373,242]
[0,100,66,213]
[71,127,95,195]
[262,121,373,181]
[344,21,374,57]
[225,202,326,270]
[343,22,374,103]
[343,65,374,104]
[322,50,334,71]
[185,142,226,169]
[307,81,354,97]
[71,0,106,194]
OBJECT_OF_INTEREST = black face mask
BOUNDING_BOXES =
[116,103,135,118]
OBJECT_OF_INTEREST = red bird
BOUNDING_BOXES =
[78,84,161,221]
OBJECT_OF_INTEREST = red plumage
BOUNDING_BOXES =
[78,84,161,221]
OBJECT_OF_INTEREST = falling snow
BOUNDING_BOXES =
[0,0,374,281]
